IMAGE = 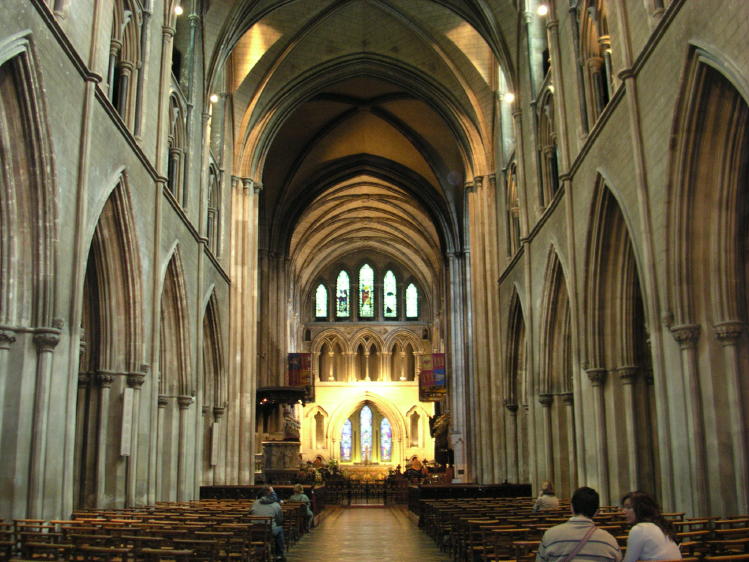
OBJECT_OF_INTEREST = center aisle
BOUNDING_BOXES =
[285,506,449,561]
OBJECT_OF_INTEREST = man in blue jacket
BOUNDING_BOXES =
[251,486,286,561]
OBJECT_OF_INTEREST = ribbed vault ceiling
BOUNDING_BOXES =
[205,0,519,278]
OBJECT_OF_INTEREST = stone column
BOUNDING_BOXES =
[177,395,193,501]
[343,351,354,382]
[399,351,407,381]
[560,392,576,489]
[212,406,225,485]
[106,39,122,101]
[670,324,706,514]
[363,351,371,381]
[94,372,114,509]
[380,351,391,382]
[538,393,554,484]
[116,60,133,117]
[413,351,423,383]
[327,351,335,381]
[28,324,62,518]
[586,368,609,504]
[617,367,639,490]
[505,402,519,483]
[0,329,17,440]
[125,372,146,507]
[156,395,168,499]
[714,321,748,515]
[74,372,90,507]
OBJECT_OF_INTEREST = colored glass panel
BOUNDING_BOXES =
[359,264,374,317]
[341,419,352,461]
[336,271,350,317]
[406,283,418,318]
[360,405,372,461]
[383,270,397,318]
[380,418,392,461]
[315,284,327,318]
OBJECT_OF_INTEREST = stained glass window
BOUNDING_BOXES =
[358,264,374,318]
[383,270,397,318]
[406,283,418,318]
[360,405,372,462]
[315,284,327,318]
[336,271,350,317]
[341,419,352,461]
[380,418,392,461]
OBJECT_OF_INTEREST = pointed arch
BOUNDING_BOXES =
[202,290,225,410]
[0,33,56,328]
[539,247,572,394]
[81,177,144,373]
[160,247,191,396]
[505,288,527,405]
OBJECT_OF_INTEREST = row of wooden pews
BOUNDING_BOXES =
[418,496,749,561]
[0,499,312,560]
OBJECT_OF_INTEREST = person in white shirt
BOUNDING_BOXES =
[621,491,681,561]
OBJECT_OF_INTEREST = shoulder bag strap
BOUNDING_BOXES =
[561,524,598,562]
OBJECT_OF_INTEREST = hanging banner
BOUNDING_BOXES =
[287,352,314,401]
[419,353,447,401]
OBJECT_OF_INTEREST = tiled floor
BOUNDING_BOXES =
[285,505,449,561]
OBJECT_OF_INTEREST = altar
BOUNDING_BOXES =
[339,464,391,481]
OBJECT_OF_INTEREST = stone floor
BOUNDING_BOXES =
[285,505,449,561]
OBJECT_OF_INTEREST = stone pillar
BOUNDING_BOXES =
[380,351,391,382]
[714,321,748,515]
[343,351,354,382]
[586,368,609,504]
[0,329,17,440]
[617,366,640,491]
[177,395,193,501]
[505,402,519,483]
[538,393,554,484]
[212,406,225,485]
[413,351,423,383]
[94,372,114,509]
[27,325,62,518]
[399,351,407,381]
[156,395,168,499]
[327,351,335,381]
[560,392,576,489]
[363,351,371,381]
[670,324,706,514]
[125,372,146,507]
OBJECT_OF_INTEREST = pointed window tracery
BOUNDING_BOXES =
[359,264,374,318]
[336,271,350,318]
[380,418,392,461]
[315,284,327,318]
[406,283,419,318]
[340,419,352,461]
[384,270,397,318]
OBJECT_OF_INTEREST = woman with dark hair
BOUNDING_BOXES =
[621,491,681,561]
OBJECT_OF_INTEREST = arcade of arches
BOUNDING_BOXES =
[0,0,747,523]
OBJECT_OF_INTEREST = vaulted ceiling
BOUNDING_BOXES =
[203,0,521,292]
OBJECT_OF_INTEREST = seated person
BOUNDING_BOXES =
[536,486,622,561]
[533,480,561,512]
[288,483,314,530]
[251,486,286,561]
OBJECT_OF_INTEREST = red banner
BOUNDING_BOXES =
[287,353,314,401]
[419,353,447,401]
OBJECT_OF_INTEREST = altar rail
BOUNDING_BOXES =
[200,484,328,513]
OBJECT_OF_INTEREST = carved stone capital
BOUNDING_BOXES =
[34,326,62,352]
[473,176,484,190]
[127,373,146,389]
[538,393,554,407]
[670,324,701,349]
[0,329,16,350]
[157,395,169,407]
[616,366,639,384]
[713,321,745,346]
[213,406,225,420]
[78,372,91,387]
[559,392,574,405]
[504,400,518,413]
[585,367,607,386]
[177,395,193,410]
[97,373,114,388]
